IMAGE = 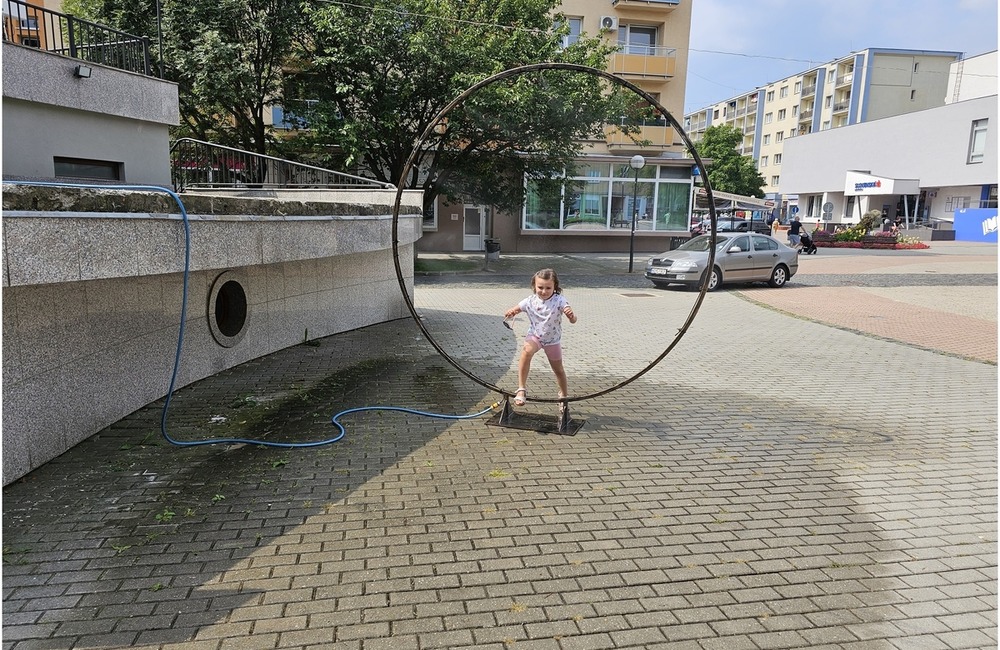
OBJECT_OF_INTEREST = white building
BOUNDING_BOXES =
[684,48,965,212]
[780,51,997,235]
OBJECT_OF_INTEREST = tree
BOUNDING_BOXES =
[693,125,765,198]
[71,0,304,156]
[162,0,305,154]
[287,0,633,215]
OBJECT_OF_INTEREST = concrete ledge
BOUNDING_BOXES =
[2,185,422,484]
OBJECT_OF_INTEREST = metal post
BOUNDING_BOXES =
[627,154,645,273]
[154,0,163,77]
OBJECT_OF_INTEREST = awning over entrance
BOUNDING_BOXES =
[693,187,776,212]
[844,171,920,196]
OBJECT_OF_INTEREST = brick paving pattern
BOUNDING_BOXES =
[3,242,996,649]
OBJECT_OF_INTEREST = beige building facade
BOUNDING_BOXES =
[418,0,698,254]
[683,48,963,216]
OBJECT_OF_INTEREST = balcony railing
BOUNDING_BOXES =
[605,121,676,149]
[170,138,395,192]
[609,45,676,78]
[798,109,813,121]
[2,0,154,76]
[801,84,816,97]
[833,101,850,113]
[836,73,853,86]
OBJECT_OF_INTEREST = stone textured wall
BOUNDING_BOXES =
[2,186,421,484]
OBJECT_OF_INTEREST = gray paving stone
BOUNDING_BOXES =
[3,249,996,650]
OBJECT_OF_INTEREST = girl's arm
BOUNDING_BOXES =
[563,305,577,324]
[504,305,522,319]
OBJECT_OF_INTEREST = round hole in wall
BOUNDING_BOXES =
[208,271,249,348]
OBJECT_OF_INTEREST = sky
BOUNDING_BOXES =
[683,0,999,115]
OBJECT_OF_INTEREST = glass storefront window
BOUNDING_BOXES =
[523,165,692,232]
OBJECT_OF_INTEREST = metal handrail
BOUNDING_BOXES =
[169,138,395,192]
[2,0,152,76]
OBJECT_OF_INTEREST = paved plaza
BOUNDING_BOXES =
[3,242,997,649]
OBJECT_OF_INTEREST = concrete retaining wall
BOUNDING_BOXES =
[2,186,421,484]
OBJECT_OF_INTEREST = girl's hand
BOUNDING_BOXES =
[563,306,576,323]
[504,307,520,319]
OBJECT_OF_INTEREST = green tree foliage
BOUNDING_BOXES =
[288,0,633,214]
[162,0,305,153]
[693,124,765,198]
[76,0,303,155]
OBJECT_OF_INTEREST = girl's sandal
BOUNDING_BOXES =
[513,388,527,406]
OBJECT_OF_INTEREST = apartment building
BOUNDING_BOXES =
[780,50,997,239]
[683,48,962,214]
[421,0,698,254]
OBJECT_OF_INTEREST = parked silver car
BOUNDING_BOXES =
[645,233,798,291]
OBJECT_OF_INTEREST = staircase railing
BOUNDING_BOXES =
[169,138,395,192]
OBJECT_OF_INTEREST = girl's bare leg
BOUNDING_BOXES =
[549,359,569,399]
[518,341,540,394]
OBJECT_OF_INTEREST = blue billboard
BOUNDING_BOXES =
[954,208,998,243]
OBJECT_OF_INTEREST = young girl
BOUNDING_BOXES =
[503,268,577,409]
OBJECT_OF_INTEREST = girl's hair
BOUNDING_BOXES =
[532,268,561,294]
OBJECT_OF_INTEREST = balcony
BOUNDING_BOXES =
[836,73,853,87]
[612,0,681,13]
[798,109,813,121]
[832,101,850,113]
[2,0,155,76]
[801,84,816,97]
[609,45,676,78]
[605,122,676,150]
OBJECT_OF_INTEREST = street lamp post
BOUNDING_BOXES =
[627,154,645,273]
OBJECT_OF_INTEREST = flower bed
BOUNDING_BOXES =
[811,231,929,250]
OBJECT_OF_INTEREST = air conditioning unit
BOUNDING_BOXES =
[600,15,618,30]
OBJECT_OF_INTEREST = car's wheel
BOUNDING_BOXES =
[768,264,789,288]
[705,267,722,291]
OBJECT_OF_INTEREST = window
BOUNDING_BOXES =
[821,120,831,131]
[753,235,778,251]
[560,17,582,47]
[945,196,971,212]
[730,236,750,252]
[713,109,719,119]
[764,112,773,124]
[794,81,801,94]
[771,175,780,186]
[775,132,784,143]
[969,119,988,163]
[910,89,917,101]
[983,185,998,209]
[913,62,919,73]
[19,17,38,29]
[792,106,798,117]
[779,86,788,98]
[774,153,782,165]
[618,25,656,55]
[423,201,437,230]
[763,134,771,145]
[759,156,768,167]
[766,90,774,102]
[824,95,832,108]
[523,163,692,232]
[777,109,786,120]
[20,36,40,47]
[54,157,122,180]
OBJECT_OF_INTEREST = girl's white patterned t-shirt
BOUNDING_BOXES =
[519,293,568,346]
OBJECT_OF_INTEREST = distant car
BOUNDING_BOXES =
[645,233,798,291]
[694,216,771,234]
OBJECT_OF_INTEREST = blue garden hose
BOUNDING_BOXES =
[6,180,499,448]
